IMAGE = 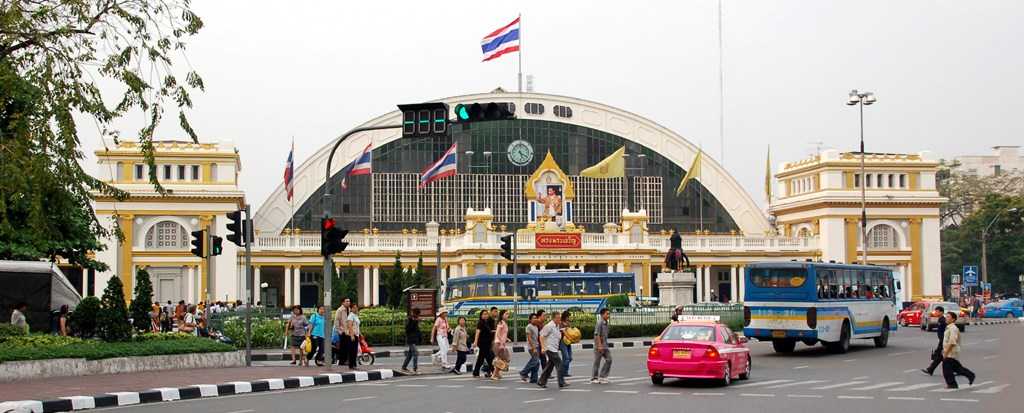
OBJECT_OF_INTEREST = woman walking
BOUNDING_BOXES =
[431,308,452,370]
[149,304,161,333]
[472,310,495,378]
[345,304,362,370]
[402,314,421,374]
[285,305,309,366]
[451,316,469,375]
[307,306,326,366]
[57,305,70,336]
[491,310,511,380]
[559,310,573,377]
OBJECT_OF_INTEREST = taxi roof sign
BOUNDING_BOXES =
[679,315,720,322]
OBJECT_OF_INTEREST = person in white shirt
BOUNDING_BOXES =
[941,312,976,389]
[536,312,567,388]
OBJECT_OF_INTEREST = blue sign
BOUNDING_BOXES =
[963,265,979,286]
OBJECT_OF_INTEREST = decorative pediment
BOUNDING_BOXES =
[523,151,575,200]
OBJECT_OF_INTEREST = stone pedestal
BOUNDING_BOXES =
[657,271,697,307]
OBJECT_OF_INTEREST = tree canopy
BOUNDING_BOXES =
[940,194,1024,295]
[0,1,204,269]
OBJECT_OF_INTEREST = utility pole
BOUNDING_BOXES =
[242,205,253,367]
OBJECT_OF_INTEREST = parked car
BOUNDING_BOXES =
[915,301,967,331]
[982,299,1023,319]
[647,317,751,386]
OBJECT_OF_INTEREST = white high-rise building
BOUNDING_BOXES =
[954,146,1023,176]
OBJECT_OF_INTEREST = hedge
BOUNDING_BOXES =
[0,334,235,362]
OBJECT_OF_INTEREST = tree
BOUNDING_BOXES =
[335,262,359,306]
[69,296,101,338]
[941,195,1024,295]
[129,268,153,331]
[0,1,205,270]
[413,254,433,289]
[937,160,1024,227]
[381,252,406,308]
[97,275,132,341]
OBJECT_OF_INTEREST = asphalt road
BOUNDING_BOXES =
[97,323,1021,413]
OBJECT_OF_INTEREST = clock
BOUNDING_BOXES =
[507,140,534,166]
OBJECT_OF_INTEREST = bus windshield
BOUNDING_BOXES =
[750,268,807,288]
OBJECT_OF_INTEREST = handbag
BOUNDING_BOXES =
[562,327,582,345]
[302,336,312,354]
[493,357,509,372]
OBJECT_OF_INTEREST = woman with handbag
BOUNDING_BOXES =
[491,310,511,380]
[180,304,198,335]
[285,305,310,366]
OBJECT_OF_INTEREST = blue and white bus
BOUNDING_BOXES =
[443,271,636,315]
[742,261,899,354]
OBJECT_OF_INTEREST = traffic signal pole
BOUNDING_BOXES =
[322,124,402,369]
[512,232,518,343]
[242,205,253,367]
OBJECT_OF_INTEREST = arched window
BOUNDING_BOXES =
[797,227,811,237]
[867,224,897,249]
[145,221,189,249]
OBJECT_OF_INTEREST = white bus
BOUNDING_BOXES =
[742,261,899,354]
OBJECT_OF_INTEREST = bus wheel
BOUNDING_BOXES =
[772,339,796,353]
[827,321,851,354]
[873,318,890,348]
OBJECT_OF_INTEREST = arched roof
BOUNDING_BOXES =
[254,91,770,235]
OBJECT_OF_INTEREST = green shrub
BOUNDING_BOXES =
[3,334,83,347]
[133,332,195,342]
[0,323,27,340]
[605,294,630,308]
[97,276,132,342]
[70,296,101,339]
[220,316,286,349]
[129,269,154,332]
[0,336,234,362]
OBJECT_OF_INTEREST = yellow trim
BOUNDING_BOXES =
[909,173,920,190]
[523,151,575,200]
[118,215,134,303]
[201,163,213,183]
[909,218,923,301]
[96,152,239,161]
[121,163,134,183]
[777,162,939,178]
[845,218,858,264]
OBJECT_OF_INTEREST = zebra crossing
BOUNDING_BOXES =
[401,370,1011,398]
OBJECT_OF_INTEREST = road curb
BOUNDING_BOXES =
[251,340,655,362]
[0,369,396,413]
[969,318,1022,326]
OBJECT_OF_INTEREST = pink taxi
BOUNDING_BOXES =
[647,318,751,386]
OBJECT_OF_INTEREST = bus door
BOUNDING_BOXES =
[521,279,537,301]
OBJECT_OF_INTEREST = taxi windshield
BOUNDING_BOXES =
[661,325,716,342]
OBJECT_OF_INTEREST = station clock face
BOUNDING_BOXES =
[507,140,534,166]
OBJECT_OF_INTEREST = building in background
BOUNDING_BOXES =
[771,150,946,302]
[954,146,1023,176]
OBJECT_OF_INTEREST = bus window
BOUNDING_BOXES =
[749,268,807,288]
[539,279,557,295]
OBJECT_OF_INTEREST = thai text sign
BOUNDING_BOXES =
[535,233,582,249]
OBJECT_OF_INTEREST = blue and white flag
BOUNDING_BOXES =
[481,16,520,62]
[419,143,458,188]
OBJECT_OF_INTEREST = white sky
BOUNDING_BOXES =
[81,0,1024,209]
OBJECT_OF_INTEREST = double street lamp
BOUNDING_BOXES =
[981,207,1018,283]
[846,90,877,265]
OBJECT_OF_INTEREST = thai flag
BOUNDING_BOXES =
[340,144,373,190]
[481,16,520,62]
[419,143,458,188]
[283,143,294,201]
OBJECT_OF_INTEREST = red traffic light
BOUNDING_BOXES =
[322,218,336,230]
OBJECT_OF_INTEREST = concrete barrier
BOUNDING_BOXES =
[0,351,244,383]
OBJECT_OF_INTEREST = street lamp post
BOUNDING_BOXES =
[981,207,1018,283]
[846,90,877,265]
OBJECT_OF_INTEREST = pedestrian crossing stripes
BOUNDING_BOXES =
[765,380,828,389]
[851,381,903,390]
[812,381,867,390]
[888,383,943,392]
[931,381,992,392]
[730,379,793,388]
[972,383,1009,394]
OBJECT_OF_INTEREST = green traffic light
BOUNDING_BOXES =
[456,105,470,121]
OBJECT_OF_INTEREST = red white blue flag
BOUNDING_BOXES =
[481,16,520,62]
[419,143,458,189]
[283,142,295,201]
[340,143,373,190]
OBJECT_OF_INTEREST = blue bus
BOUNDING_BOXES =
[742,261,899,354]
[443,271,636,315]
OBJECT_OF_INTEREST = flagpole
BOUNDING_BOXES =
[289,138,296,237]
[517,13,523,93]
[717,0,726,167]
[699,144,704,233]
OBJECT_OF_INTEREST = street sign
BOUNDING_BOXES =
[950,274,961,285]
[406,288,438,320]
[963,265,979,286]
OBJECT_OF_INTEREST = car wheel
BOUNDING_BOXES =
[721,364,732,386]
[772,339,796,353]
[874,319,890,348]
[738,356,751,380]
[651,374,664,385]
[920,318,927,331]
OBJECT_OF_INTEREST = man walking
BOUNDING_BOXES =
[519,313,542,383]
[401,313,420,374]
[334,298,351,366]
[941,312,976,389]
[921,305,947,376]
[537,312,568,389]
[590,308,612,384]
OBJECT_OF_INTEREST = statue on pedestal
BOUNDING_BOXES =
[664,229,690,272]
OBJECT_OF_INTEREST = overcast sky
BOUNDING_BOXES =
[81,0,1024,209]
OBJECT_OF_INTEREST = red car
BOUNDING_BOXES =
[899,301,968,331]
[647,319,751,386]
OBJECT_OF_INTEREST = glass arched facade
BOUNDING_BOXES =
[291,119,738,233]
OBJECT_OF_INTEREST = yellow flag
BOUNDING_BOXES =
[580,146,625,179]
[765,146,773,203]
[676,149,702,195]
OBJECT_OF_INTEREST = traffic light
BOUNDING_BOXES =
[499,234,514,261]
[321,217,349,257]
[452,102,515,123]
[190,230,205,258]
[398,102,448,138]
[210,236,224,256]
[226,210,245,246]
